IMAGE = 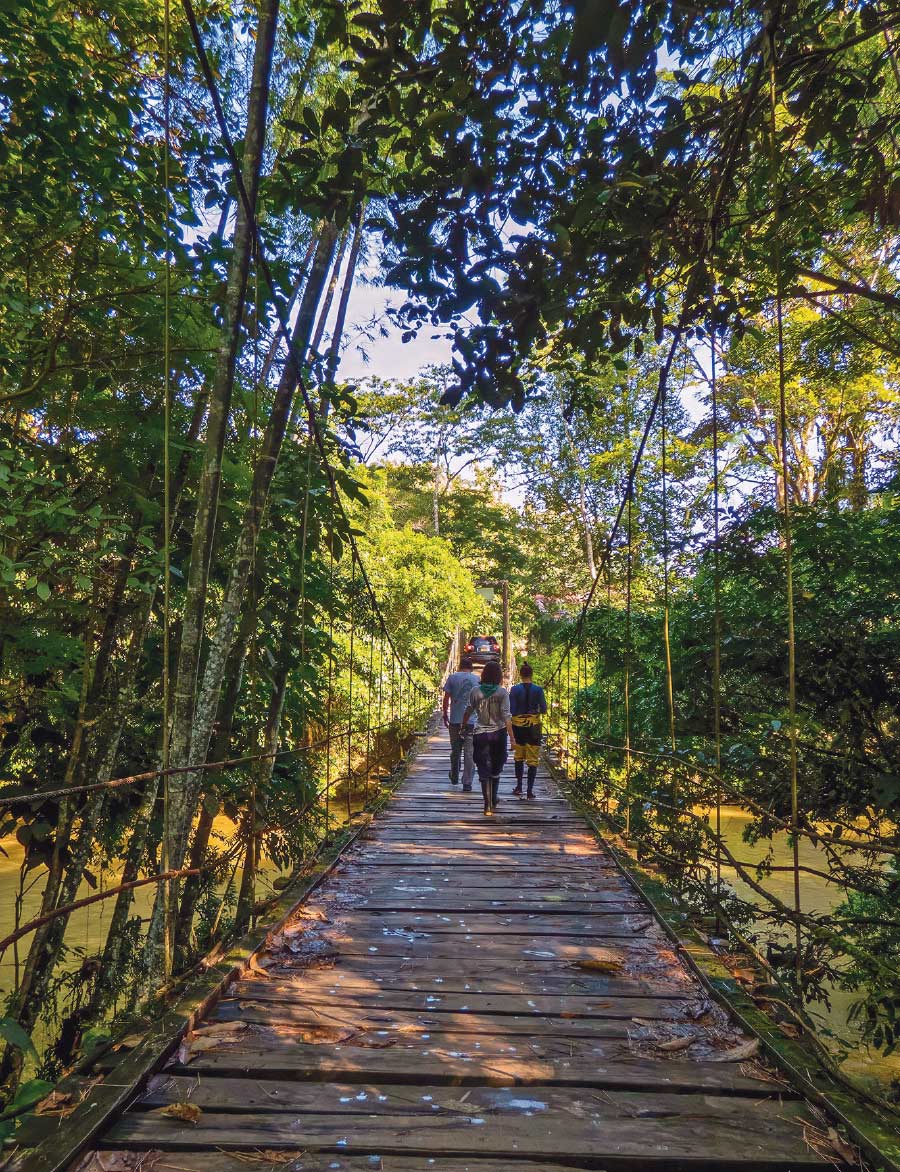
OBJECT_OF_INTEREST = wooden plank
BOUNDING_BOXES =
[333,879,630,897]
[317,911,654,935]
[78,1154,592,1172]
[211,997,692,1033]
[244,954,688,991]
[340,901,642,915]
[282,934,664,961]
[102,1101,823,1169]
[223,987,695,1017]
[231,968,691,999]
[342,860,619,872]
[171,1038,779,1095]
[136,1077,791,1118]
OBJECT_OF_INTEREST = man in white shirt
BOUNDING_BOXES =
[441,656,480,792]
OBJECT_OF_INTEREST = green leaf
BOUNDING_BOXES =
[35,582,51,602]
[3,1078,54,1117]
[0,1018,38,1061]
[80,1027,112,1055]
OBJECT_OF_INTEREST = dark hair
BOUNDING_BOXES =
[519,662,533,679]
[459,656,474,671]
[480,660,502,686]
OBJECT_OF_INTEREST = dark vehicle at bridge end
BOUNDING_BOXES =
[466,635,500,667]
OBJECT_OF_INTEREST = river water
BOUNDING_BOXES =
[0,817,287,1027]
[716,805,900,1097]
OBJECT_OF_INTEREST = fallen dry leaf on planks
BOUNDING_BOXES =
[192,1021,248,1039]
[572,958,622,974]
[347,1032,398,1048]
[112,1033,145,1051]
[179,1021,248,1062]
[803,1121,860,1167]
[294,906,331,924]
[707,1038,760,1062]
[628,918,655,934]
[247,953,273,978]
[683,1000,712,1020]
[159,1101,202,1124]
[184,1037,230,1056]
[440,1096,483,1116]
[35,1090,74,1116]
[654,1035,697,1053]
[287,1027,356,1045]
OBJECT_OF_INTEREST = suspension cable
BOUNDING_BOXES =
[161,0,174,981]
[709,240,725,924]
[766,17,803,991]
[659,358,677,761]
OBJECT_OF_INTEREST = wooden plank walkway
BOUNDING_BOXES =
[74,723,828,1172]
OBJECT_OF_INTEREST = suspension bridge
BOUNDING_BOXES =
[15,701,853,1172]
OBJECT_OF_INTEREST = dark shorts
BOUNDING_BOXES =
[473,728,508,779]
[512,720,542,747]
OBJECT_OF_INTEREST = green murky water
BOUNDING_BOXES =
[716,805,900,1097]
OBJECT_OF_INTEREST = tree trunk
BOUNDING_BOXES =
[310,222,351,361]
[258,231,319,385]
[84,776,158,1024]
[235,583,303,931]
[173,603,256,959]
[432,458,441,536]
[154,223,339,980]
[847,429,868,510]
[579,486,597,580]
[323,202,365,392]
[0,593,154,1079]
[166,0,281,893]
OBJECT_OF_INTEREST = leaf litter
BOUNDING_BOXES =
[158,1102,202,1125]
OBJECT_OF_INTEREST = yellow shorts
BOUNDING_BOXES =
[511,715,541,767]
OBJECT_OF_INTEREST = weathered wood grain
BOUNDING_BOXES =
[104,1101,822,1169]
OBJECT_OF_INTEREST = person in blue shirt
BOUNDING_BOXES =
[508,661,547,799]
[441,656,480,791]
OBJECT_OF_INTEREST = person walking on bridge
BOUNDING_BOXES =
[442,655,480,791]
[462,660,514,817]
[509,661,546,800]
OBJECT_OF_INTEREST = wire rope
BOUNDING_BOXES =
[766,18,803,992]
[161,0,174,981]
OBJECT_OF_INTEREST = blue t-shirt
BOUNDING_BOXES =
[443,671,480,724]
[509,681,547,717]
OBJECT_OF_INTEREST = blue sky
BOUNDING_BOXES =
[338,268,453,383]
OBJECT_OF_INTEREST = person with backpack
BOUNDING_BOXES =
[442,655,480,791]
[461,659,513,816]
[508,661,547,799]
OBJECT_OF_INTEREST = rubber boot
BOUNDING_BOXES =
[512,760,524,796]
[526,765,537,799]
[480,777,492,816]
[491,776,501,811]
